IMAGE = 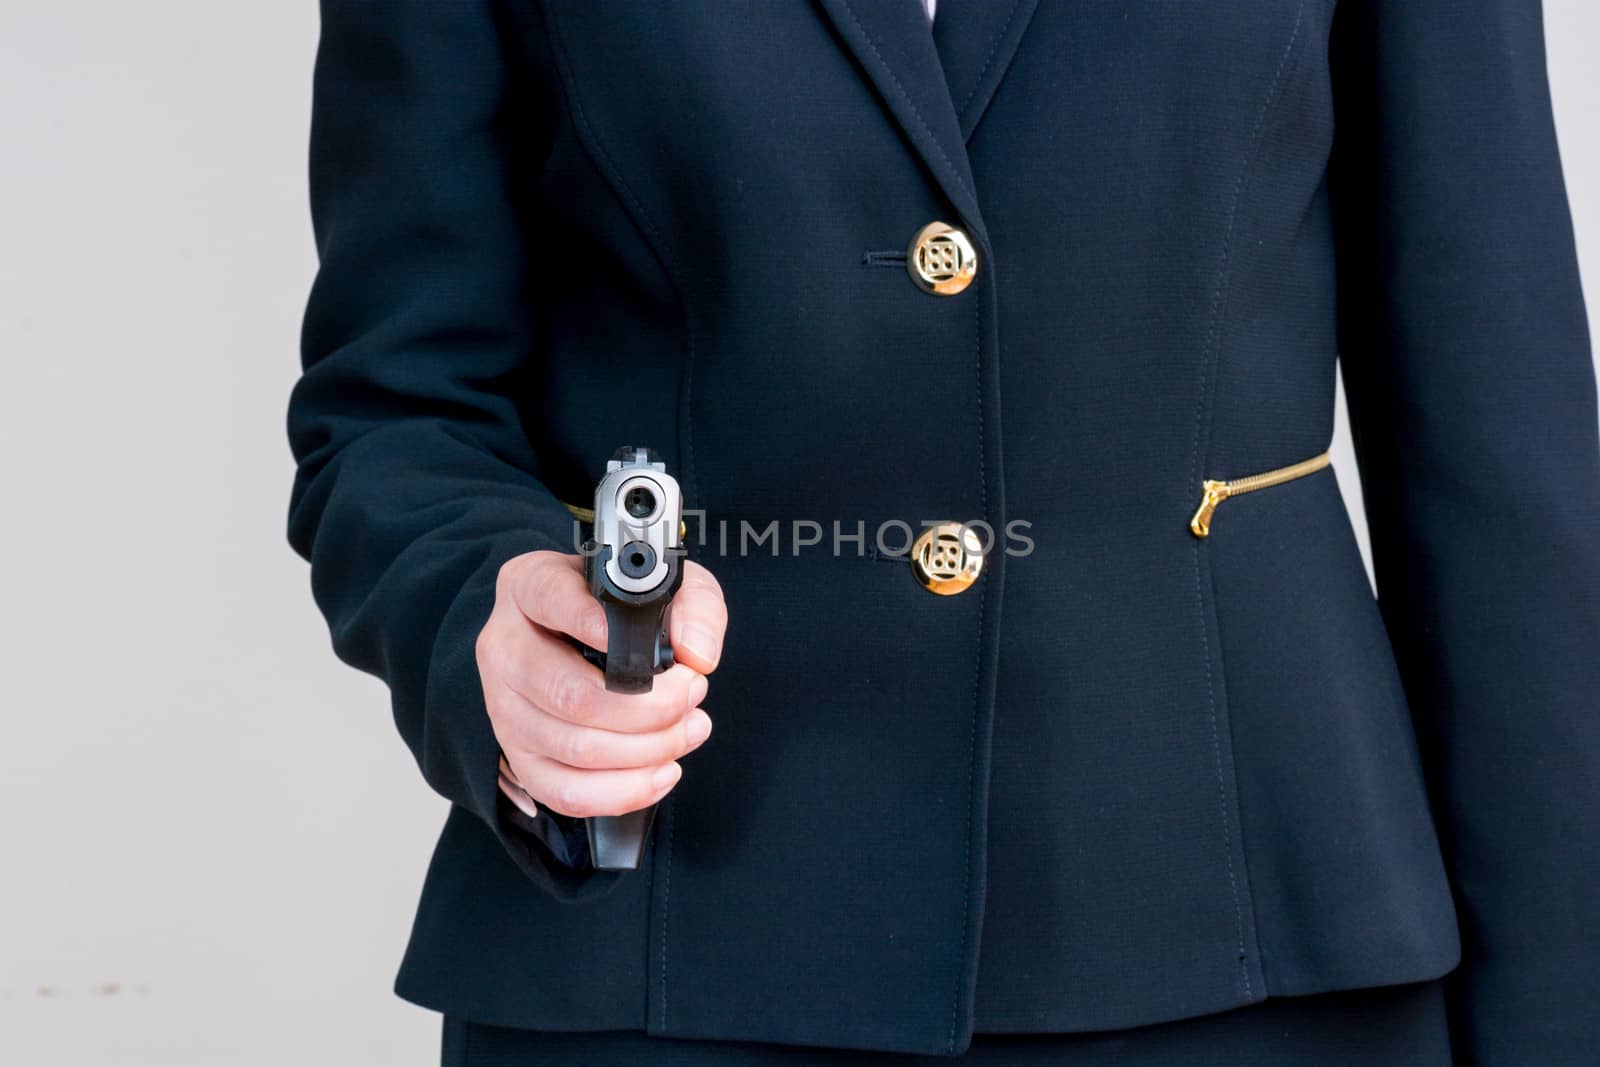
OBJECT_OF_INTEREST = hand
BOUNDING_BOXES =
[477,551,726,820]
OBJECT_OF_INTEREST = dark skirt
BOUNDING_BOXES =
[441,980,1452,1066]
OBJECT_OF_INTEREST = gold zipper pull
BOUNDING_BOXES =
[1189,479,1230,539]
[1188,450,1331,538]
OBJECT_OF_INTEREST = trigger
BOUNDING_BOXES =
[654,621,675,672]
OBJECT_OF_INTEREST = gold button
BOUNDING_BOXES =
[907,221,978,296]
[911,522,984,595]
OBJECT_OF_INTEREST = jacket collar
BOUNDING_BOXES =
[814,0,1038,244]
[932,0,1038,141]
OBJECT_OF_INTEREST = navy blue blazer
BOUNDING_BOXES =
[287,0,1600,1059]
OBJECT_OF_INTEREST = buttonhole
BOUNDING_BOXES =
[861,250,909,268]
[866,544,912,565]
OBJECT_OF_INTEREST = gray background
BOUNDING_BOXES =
[1,4,1595,1065]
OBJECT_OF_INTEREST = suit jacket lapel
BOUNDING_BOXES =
[813,0,985,241]
[930,0,1040,141]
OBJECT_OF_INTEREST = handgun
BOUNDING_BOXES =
[580,446,687,870]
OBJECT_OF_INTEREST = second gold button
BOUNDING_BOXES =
[911,522,985,595]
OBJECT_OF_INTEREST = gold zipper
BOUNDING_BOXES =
[1189,450,1330,538]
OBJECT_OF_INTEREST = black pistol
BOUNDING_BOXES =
[580,447,686,870]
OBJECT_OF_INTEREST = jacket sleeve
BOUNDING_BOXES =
[1329,1,1600,1059]
[287,0,621,901]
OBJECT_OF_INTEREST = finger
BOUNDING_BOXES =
[669,561,728,673]
[496,756,541,819]
[512,754,685,820]
[527,658,707,734]
[486,619,708,733]
[499,551,608,651]
[502,699,713,771]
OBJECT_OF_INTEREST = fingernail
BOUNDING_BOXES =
[653,762,683,790]
[687,672,709,709]
[687,709,712,745]
[679,624,721,668]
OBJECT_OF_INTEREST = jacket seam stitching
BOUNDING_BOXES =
[836,0,974,202]
[537,3,700,510]
[1186,0,1307,1003]
[956,0,1024,117]
[948,286,988,1055]
[538,1,695,1031]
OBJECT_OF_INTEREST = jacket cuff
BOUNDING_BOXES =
[496,752,595,869]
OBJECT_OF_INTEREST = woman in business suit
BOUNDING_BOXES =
[287,0,1600,1063]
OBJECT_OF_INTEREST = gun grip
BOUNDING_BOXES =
[581,598,673,871]
[586,807,659,871]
